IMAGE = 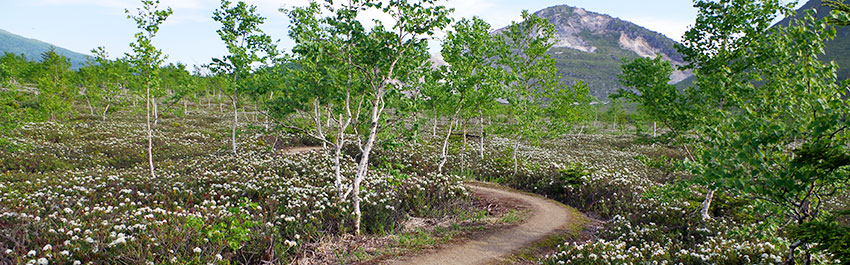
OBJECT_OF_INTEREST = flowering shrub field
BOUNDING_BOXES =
[0,113,467,264]
[410,133,845,264]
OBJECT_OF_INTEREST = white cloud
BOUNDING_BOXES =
[627,17,692,42]
[160,0,204,9]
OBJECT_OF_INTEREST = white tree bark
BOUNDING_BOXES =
[437,118,457,174]
[479,109,484,160]
[314,97,326,149]
[438,104,463,174]
[153,97,159,127]
[701,189,714,220]
[232,94,238,156]
[102,103,110,121]
[352,94,384,236]
[512,141,520,175]
[652,121,657,137]
[145,84,155,178]
[462,120,468,173]
[84,93,94,116]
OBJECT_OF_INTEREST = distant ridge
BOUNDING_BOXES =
[0,29,91,69]
[776,0,850,80]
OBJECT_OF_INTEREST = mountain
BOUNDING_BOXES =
[776,0,850,80]
[0,29,91,69]
[515,5,691,100]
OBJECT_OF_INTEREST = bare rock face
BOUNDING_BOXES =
[535,5,685,64]
[495,5,692,99]
[617,32,691,83]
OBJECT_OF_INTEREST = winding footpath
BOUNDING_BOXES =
[387,183,579,265]
[281,147,582,264]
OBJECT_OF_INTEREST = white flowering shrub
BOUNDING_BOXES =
[544,215,790,264]
[0,114,468,264]
[403,133,844,264]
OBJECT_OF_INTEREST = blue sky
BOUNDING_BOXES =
[0,0,797,67]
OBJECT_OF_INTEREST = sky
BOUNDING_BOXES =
[0,0,750,68]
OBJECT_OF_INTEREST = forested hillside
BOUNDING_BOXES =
[0,29,90,69]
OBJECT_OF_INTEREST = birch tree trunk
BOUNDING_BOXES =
[265,92,272,131]
[153,97,159,127]
[145,84,155,178]
[438,104,463,174]
[652,121,657,137]
[219,89,224,112]
[335,67,355,202]
[334,113,348,198]
[437,118,456,174]
[102,103,110,121]
[353,95,384,236]
[232,93,238,156]
[479,109,484,160]
[462,119,467,173]
[84,93,94,116]
[314,97,326,149]
[701,189,714,220]
[432,105,438,138]
[512,141,520,175]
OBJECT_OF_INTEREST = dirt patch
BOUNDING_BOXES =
[280,146,323,154]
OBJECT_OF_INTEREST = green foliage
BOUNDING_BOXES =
[187,198,259,252]
[210,0,276,88]
[675,0,850,261]
[556,163,592,187]
[211,0,277,155]
[437,17,505,118]
[160,62,196,112]
[495,10,558,143]
[489,10,595,172]
[0,90,44,150]
[36,47,75,121]
[825,0,850,26]
[544,80,595,136]
[615,55,692,135]
[789,212,850,262]
[77,47,127,119]
[125,0,172,89]
[1,52,41,85]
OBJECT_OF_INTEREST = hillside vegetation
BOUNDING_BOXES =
[1,0,849,264]
[0,29,90,69]
[529,5,690,100]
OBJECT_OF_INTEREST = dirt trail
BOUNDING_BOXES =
[386,183,578,265]
[277,146,581,264]
[280,146,323,154]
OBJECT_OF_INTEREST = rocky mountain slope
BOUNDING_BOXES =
[522,5,691,100]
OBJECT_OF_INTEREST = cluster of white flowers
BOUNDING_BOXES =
[0,115,468,264]
[543,215,792,264]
